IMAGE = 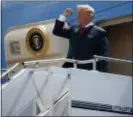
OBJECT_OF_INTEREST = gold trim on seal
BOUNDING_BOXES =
[26,27,49,56]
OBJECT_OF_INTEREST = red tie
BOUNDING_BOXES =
[80,27,86,35]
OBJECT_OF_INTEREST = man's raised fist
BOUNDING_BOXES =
[63,8,73,17]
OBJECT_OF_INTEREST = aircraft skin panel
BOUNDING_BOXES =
[5,19,55,35]
[5,19,69,66]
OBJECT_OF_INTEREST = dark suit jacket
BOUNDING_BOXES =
[53,19,109,72]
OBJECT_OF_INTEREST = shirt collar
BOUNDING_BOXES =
[85,22,94,28]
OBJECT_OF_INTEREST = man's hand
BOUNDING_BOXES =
[63,8,73,17]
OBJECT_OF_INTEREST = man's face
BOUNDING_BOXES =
[77,8,93,26]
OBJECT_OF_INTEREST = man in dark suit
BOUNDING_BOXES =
[53,5,109,72]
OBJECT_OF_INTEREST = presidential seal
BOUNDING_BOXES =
[26,27,49,56]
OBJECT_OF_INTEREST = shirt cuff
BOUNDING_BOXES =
[58,15,67,21]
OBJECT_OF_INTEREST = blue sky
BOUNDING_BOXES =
[1,1,132,68]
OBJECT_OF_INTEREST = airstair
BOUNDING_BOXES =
[1,55,132,116]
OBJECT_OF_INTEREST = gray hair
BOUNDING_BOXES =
[77,4,95,16]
